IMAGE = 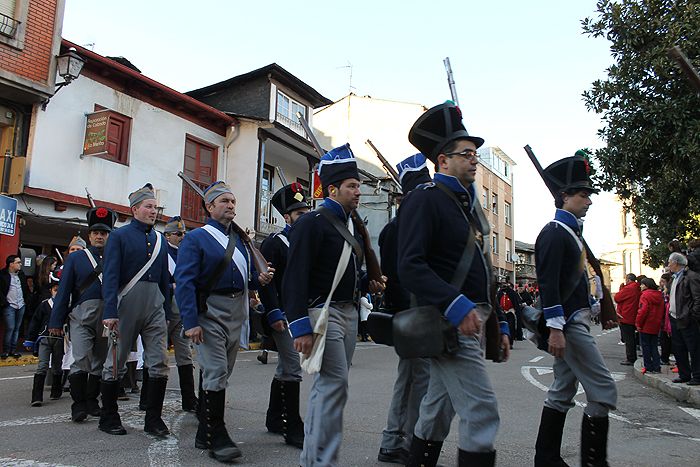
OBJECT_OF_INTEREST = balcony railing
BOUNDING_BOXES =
[275,112,306,137]
[0,13,19,38]
[181,178,209,224]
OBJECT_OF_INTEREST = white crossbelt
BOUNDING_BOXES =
[117,231,162,305]
[83,249,102,284]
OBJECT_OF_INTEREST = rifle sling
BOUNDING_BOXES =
[201,229,239,297]
[77,264,102,295]
[318,207,364,264]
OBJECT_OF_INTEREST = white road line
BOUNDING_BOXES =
[529,356,544,363]
[0,375,33,381]
[679,407,700,422]
[0,458,75,466]
[520,365,700,442]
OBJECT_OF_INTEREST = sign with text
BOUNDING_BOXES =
[0,194,18,236]
[312,165,323,200]
[82,110,111,156]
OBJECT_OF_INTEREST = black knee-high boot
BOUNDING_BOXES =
[581,414,610,467]
[98,380,126,435]
[144,377,170,438]
[534,406,570,467]
[406,437,443,467]
[177,364,198,413]
[69,372,88,422]
[31,374,45,407]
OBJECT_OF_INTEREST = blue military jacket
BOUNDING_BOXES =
[175,218,261,331]
[284,198,368,338]
[257,225,290,326]
[535,209,590,323]
[102,219,171,320]
[49,246,104,328]
[397,173,509,334]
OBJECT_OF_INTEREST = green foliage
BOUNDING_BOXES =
[582,0,700,266]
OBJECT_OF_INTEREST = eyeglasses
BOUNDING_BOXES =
[444,148,480,161]
[167,232,184,237]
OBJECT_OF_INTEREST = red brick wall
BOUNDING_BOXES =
[0,0,58,85]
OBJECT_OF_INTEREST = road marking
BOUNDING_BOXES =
[520,365,700,442]
[0,458,75,466]
[529,356,544,363]
[0,375,33,381]
[680,407,700,422]
[535,368,553,375]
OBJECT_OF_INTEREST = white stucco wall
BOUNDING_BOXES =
[224,119,261,233]
[26,75,227,218]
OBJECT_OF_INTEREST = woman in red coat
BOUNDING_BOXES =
[636,278,665,373]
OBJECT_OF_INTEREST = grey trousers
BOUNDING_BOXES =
[272,327,302,383]
[545,310,617,418]
[380,356,430,451]
[36,337,65,376]
[413,334,500,452]
[167,297,193,367]
[195,293,246,391]
[102,282,169,381]
[69,299,108,376]
[300,302,358,467]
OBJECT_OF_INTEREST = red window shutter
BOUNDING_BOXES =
[106,118,123,159]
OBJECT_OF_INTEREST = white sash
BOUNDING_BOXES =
[117,231,162,304]
[202,224,251,349]
[83,249,102,284]
[552,220,583,252]
[301,216,353,374]
[167,253,176,276]
[276,233,290,248]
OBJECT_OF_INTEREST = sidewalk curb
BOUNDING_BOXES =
[0,342,263,368]
[633,359,700,407]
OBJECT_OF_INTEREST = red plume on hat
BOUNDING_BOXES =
[96,207,108,218]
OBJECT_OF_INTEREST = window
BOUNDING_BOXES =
[503,161,510,178]
[492,193,498,214]
[504,202,511,225]
[482,188,489,209]
[181,136,218,223]
[93,105,131,165]
[260,165,275,225]
[276,90,307,136]
[492,233,499,255]
[506,238,513,262]
[0,0,28,47]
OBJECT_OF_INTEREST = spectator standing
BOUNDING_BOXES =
[1,255,30,358]
[668,252,700,385]
[615,273,641,365]
[659,273,673,365]
[636,278,664,373]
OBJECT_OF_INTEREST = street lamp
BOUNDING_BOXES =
[42,48,85,110]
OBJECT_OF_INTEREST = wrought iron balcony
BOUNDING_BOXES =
[0,13,19,38]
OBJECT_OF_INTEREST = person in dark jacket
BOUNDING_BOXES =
[25,275,63,405]
[533,152,617,467]
[615,273,641,365]
[668,252,700,385]
[1,254,30,358]
[636,278,664,373]
[376,153,432,464]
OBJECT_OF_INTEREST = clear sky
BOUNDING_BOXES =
[62,0,620,254]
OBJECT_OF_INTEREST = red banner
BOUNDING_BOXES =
[312,165,323,200]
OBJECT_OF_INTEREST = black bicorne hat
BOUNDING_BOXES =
[87,206,117,232]
[543,153,599,194]
[408,101,484,163]
[271,183,309,215]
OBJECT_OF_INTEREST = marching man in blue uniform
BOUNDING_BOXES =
[284,144,385,466]
[100,184,172,438]
[258,183,309,448]
[398,102,510,467]
[533,154,617,467]
[175,181,273,463]
[49,206,116,422]
[139,216,198,414]
[376,153,432,464]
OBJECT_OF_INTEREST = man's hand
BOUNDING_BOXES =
[103,318,119,332]
[294,335,314,356]
[185,326,204,344]
[500,334,510,362]
[258,266,276,286]
[548,328,566,358]
[368,275,387,294]
[48,327,64,337]
[458,310,481,337]
[602,320,618,330]
[271,320,286,332]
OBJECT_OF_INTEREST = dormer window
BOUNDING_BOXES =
[276,90,307,136]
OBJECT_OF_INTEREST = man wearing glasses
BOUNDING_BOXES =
[140,216,198,413]
[399,102,510,467]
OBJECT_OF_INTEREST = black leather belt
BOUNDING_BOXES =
[211,289,244,298]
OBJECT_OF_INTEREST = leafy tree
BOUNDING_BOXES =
[582,0,700,266]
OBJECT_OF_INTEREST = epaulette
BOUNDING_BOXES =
[419,182,436,190]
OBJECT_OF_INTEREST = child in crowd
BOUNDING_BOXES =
[25,274,64,406]
[636,277,664,373]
